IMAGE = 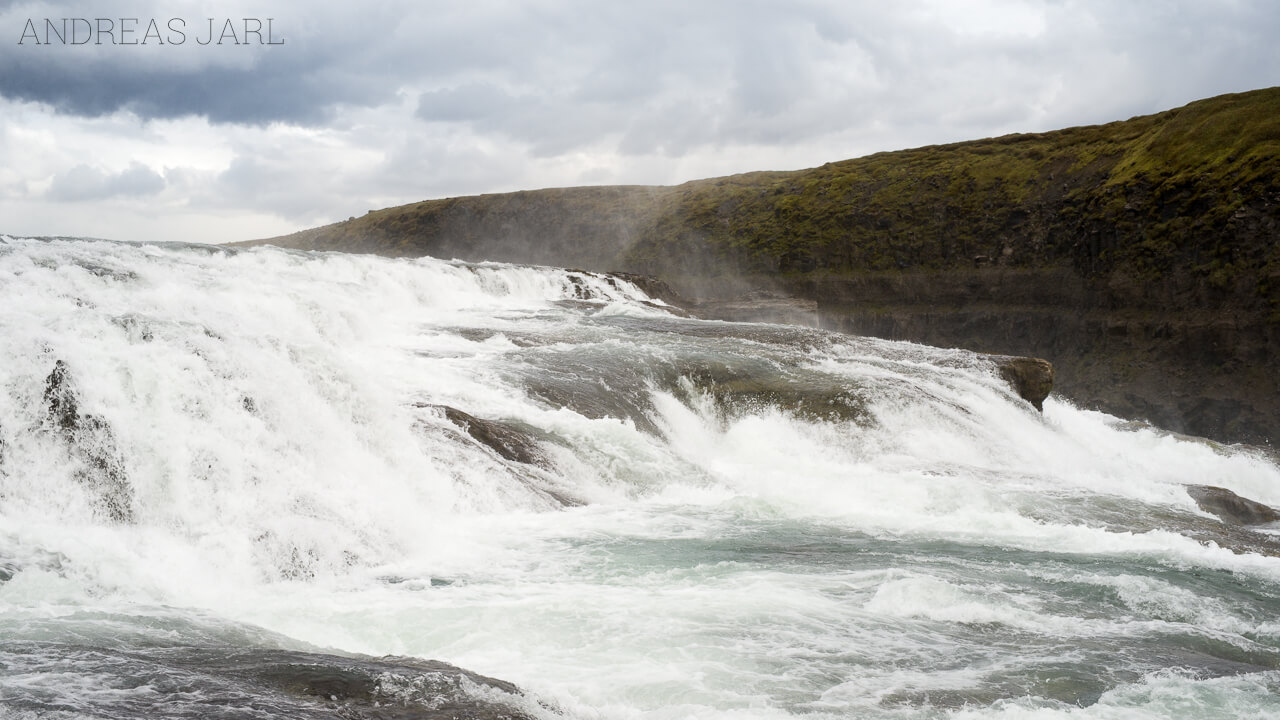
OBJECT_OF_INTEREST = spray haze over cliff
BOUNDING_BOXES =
[245,87,1280,446]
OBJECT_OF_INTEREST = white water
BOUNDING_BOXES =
[1,236,1279,718]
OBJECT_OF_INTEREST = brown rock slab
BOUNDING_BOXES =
[1186,484,1280,526]
[992,355,1055,411]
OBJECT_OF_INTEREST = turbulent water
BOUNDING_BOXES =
[2,236,1280,719]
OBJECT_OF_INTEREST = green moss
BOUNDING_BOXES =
[255,88,1280,316]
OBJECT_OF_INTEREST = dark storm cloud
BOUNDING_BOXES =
[6,0,1280,241]
[7,0,1278,146]
[0,54,381,125]
[4,0,1279,246]
[0,0,406,124]
[2,0,1280,142]
[48,162,165,201]
[417,83,519,124]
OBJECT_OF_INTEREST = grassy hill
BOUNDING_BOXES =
[244,88,1280,444]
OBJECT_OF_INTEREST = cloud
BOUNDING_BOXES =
[0,59,364,126]
[6,1,1279,143]
[417,83,519,124]
[47,161,165,201]
[2,0,1280,245]
[0,1,407,124]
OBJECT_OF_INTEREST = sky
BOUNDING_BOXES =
[0,0,1277,245]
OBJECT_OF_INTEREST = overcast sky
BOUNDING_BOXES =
[1,0,1277,245]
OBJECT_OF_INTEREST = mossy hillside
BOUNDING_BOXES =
[256,88,1280,315]
[278,185,675,269]
[628,89,1280,305]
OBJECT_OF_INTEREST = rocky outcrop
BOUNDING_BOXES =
[991,356,1055,411]
[421,404,580,506]
[618,278,1055,412]
[433,404,549,468]
[43,360,133,523]
[193,649,540,719]
[787,268,1279,443]
[605,271,685,306]
[1186,484,1280,525]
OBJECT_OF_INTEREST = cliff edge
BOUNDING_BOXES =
[236,88,1280,445]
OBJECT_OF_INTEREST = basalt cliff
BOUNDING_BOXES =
[238,88,1280,446]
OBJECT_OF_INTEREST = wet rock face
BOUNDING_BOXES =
[1186,484,1280,526]
[43,360,81,432]
[198,649,539,720]
[420,404,580,506]
[42,360,134,523]
[433,405,549,468]
[0,643,546,720]
[991,355,1055,411]
[670,360,874,425]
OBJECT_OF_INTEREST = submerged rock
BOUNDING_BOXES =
[206,650,538,719]
[1,643,547,720]
[0,548,68,585]
[1186,484,1280,526]
[1029,492,1280,558]
[991,355,1055,411]
[673,361,873,425]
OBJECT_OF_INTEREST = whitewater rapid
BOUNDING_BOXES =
[1,236,1278,719]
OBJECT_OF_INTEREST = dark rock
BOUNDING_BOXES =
[2,643,547,720]
[672,362,872,425]
[42,360,134,523]
[420,405,582,507]
[1186,484,1280,525]
[433,405,548,467]
[44,360,81,432]
[606,271,687,306]
[1028,492,1280,558]
[564,271,596,300]
[213,651,538,719]
[991,355,1055,411]
[560,270,690,317]
[563,270,691,317]
[714,380,871,424]
[514,359,664,436]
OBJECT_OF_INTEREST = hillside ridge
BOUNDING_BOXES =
[240,88,1280,445]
